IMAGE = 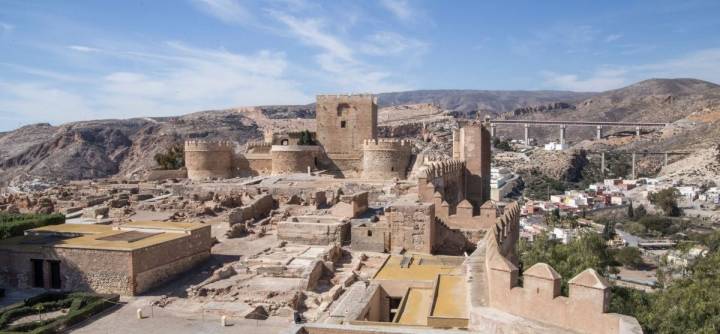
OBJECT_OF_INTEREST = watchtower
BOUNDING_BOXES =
[316,94,378,156]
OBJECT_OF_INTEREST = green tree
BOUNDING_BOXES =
[154,145,185,170]
[298,130,315,145]
[634,204,647,220]
[627,201,635,219]
[602,219,616,240]
[519,232,613,294]
[643,251,720,333]
[613,247,644,269]
[649,188,682,217]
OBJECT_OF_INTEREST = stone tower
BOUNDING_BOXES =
[315,94,378,156]
[184,140,234,180]
[453,122,491,210]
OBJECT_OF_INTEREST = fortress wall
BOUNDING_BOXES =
[417,160,466,207]
[361,139,412,180]
[481,202,642,334]
[184,140,234,180]
[270,145,320,174]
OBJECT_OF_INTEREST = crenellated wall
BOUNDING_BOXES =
[480,202,642,334]
[184,140,235,180]
[417,159,466,207]
[270,145,320,174]
[361,139,412,180]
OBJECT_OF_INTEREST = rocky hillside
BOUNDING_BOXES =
[0,78,718,186]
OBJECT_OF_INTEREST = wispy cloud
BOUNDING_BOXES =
[379,0,415,22]
[604,34,623,43]
[0,22,14,36]
[541,68,627,92]
[190,0,250,24]
[0,42,311,128]
[269,11,412,92]
[67,45,101,53]
[541,48,720,91]
[361,31,428,56]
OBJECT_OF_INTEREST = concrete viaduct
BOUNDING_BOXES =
[588,150,691,179]
[487,120,669,145]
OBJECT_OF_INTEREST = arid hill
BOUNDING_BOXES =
[1,78,718,186]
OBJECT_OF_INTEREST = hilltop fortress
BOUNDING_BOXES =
[185,94,460,182]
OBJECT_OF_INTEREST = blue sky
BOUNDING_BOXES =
[1,0,720,131]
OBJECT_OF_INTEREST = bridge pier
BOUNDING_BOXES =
[635,126,641,136]
[601,152,606,176]
[490,124,496,137]
[596,125,603,140]
[664,152,668,167]
[631,152,637,179]
[559,124,567,145]
[524,123,530,146]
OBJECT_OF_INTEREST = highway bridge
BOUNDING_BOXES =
[487,119,670,144]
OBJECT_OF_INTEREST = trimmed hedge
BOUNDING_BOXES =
[0,213,65,240]
[0,292,119,334]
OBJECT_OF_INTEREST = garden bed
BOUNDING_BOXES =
[0,292,119,333]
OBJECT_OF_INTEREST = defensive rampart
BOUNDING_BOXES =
[417,160,466,207]
[481,203,642,334]
[361,139,412,180]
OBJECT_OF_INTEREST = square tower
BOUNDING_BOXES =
[453,121,491,210]
[316,94,378,156]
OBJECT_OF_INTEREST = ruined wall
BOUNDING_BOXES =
[453,122,491,209]
[351,223,388,253]
[316,94,378,156]
[185,140,234,180]
[361,139,412,180]
[385,203,435,254]
[481,202,642,334]
[228,194,275,224]
[145,169,187,181]
[270,145,320,174]
[277,219,350,245]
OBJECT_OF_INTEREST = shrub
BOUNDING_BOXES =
[154,145,184,170]
[0,214,65,240]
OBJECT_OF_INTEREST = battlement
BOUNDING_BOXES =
[419,160,466,179]
[362,138,411,151]
[184,140,235,152]
[316,94,378,105]
[481,201,640,334]
[245,141,271,150]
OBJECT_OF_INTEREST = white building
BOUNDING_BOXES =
[543,142,568,151]
[551,227,576,244]
[490,166,519,201]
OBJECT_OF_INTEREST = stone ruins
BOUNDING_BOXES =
[0,93,642,334]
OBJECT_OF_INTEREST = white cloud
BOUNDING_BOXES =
[68,45,101,53]
[541,68,627,92]
[541,48,720,91]
[379,0,415,22]
[0,42,311,129]
[0,82,94,126]
[361,31,428,56]
[270,11,411,92]
[270,12,353,61]
[604,34,623,43]
[0,22,14,36]
[191,0,250,24]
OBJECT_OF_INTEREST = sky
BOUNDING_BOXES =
[1,0,720,131]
